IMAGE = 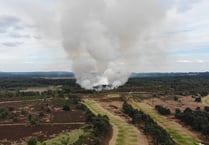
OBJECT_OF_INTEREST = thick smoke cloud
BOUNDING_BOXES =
[61,0,167,90]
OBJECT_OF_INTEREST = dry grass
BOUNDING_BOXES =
[131,101,201,145]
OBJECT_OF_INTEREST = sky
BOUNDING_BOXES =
[0,0,209,72]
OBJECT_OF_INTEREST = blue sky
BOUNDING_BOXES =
[0,0,208,72]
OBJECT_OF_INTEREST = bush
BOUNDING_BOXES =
[92,115,111,135]
[28,114,32,121]
[46,108,51,113]
[27,138,37,145]
[195,97,202,102]
[132,110,143,124]
[30,118,40,127]
[63,105,70,111]
[174,96,178,101]
[8,107,14,112]
[39,112,44,117]
[155,105,171,115]
[86,110,95,122]
[200,91,208,97]
[204,106,209,112]
[123,101,135,117]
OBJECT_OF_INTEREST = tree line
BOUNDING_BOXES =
[123,102,175,145]
[175,107,209,136]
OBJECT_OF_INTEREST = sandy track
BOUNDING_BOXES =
[0,122,85,126]
[84,99,148,145]
[131,101,202,145]
[0,98,53,104]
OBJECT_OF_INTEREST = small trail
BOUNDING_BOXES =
[131,101,201,145]
[0,98,53,104]
[0,122,85,126]
[84,99,148,145]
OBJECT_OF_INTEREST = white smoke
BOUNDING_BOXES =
[61,0,167,90]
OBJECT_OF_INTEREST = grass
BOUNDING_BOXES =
[131,101,200,145]
[203,95,209,106]
[42,129,83,145]
[23,129,84,145]
[84,100,140,145]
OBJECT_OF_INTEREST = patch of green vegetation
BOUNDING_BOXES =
[203,96,209,106]
[131,102,200,145]
[43,129,83,145]
[51,99,71,107]
[23,129,84,145]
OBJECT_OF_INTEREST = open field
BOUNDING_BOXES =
[0,124,83,145]
[0,73,209,144]
[40,129,84,145]
[131,101,201,145]
[0,98,87,144]
[84,99,148,145]
[20,85,62,93]
[139,95,205,113]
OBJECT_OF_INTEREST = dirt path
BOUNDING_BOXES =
[131,101,202,145]
[0,122,85,126]
[0,98,53,104]
[84,99,148,145]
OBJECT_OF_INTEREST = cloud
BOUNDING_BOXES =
[175,0,200,12]
[2,42,23,47]
[176,60,192,63]
[8,32,30,38]
[177,59,206,63]
[0,15,22,33]
[0,0,208,73]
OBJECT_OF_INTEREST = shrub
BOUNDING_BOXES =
[123,101,135,117]
[155,105,171,115]
[204,106,209,112]
[174,96,178,101]
[30,118,40,127]
[28,114,32,121]
[39,112,44,117]
[46,108,51,113]
[63,105,70,111]
[8,107,14,112]
[195,97,201,102]
[86,110,95,122]
[93,115,111,135]
[27,138,37,145]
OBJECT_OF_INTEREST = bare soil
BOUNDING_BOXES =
[0,124,83,145]
[0,98,87,144]
[141,95,205,113]
[0,99,86,124]
[20,85,62,93]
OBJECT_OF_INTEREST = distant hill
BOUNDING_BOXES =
[130,72,209,78]
[0,71,208,78]
[0,72,74,78]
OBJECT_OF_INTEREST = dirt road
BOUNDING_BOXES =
[0,122,85,126]
[0,98,53,104]
[84,99,148,145]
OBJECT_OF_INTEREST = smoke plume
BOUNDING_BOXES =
[61,0,167,90]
